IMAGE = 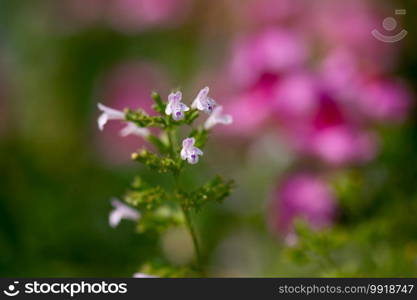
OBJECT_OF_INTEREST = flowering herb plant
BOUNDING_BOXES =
[98,87,234,277]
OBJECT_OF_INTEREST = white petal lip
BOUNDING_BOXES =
[109,199,140,228]
[181,137,203,164]
[97,103,125,130]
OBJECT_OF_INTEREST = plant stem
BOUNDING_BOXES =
[167,129,176,158]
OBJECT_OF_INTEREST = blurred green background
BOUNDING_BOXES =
[1,0,417,277]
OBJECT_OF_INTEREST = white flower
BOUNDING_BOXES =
[165,91,189,121]
[204,106,233,130]
[120,123,150,138]
[109,198,140,228]
[133,273,158,278]
[97,103,125,131]
[180,137,203,164]
[192,87,216,114]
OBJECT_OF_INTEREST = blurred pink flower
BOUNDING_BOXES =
[304,126,377,165]
[284,97,378,165]
[273,71,319,122]
[229,28,308,88]
[270,173,337,235]
[223,28,308,135]
[95,61,169,165]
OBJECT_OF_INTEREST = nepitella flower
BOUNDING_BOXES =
[180,137,203,164]
[97,103,125,131]
[165,91,189,121]
[192,87,216,114]
[109,199,140,228]
[204,106,233,130]
[120,123,150,138]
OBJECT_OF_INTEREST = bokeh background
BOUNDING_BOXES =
[1,0,417,277]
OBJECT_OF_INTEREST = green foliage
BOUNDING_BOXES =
[125,109,167,128]
[136,206,184,233]
[131,149,180,174]
[124,178,166,211]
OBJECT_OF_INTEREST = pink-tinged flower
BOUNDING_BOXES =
[180,137,203,164]
[165,91,189,121]
[309,1,377,48]
[109,199,140,228]
[95,61,169,164]
[270,173,337,235]
[192,87,216,114]
[204,106,233,130]
[229,28,308,88]
[356,79,411,122]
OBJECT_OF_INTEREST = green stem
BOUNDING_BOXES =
[168,126,203,274]
[181,204,203,273]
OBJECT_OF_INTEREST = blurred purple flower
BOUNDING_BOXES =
[273,71,319,122]
[270,173,337,235]
[95,61,169,165]
[229,28,308,88]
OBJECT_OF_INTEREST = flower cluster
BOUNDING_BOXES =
[98,87,234,277]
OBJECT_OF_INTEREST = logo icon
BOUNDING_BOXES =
[3,281,20,297]
[372,9,407,43]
